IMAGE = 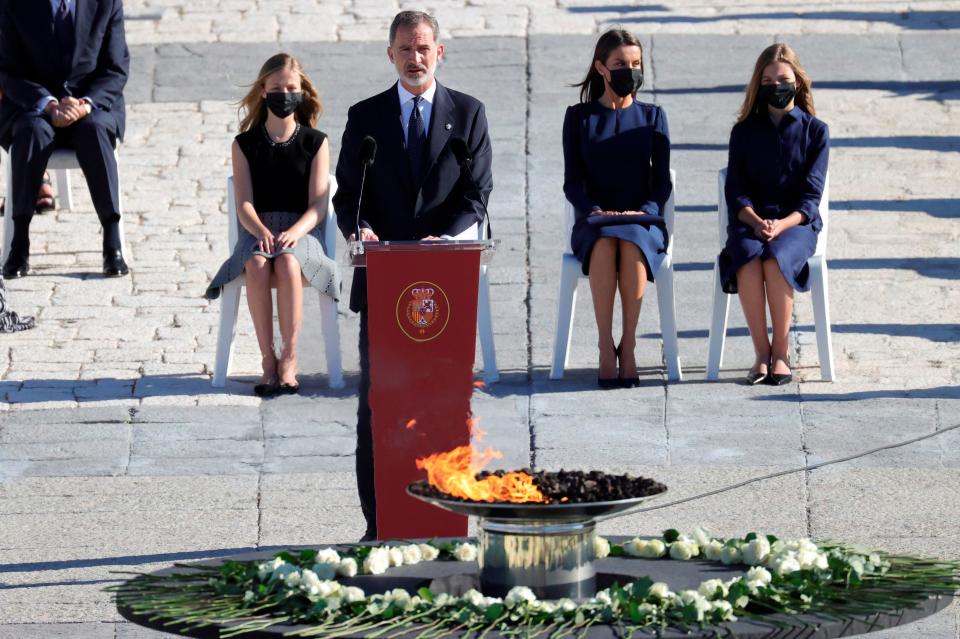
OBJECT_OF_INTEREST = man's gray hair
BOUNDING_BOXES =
[389,11,440,44]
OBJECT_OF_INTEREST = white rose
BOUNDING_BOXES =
[300,569,322,596]
[325,596,343,611]
[648,582,673,600]
[258,556,286,580]
[720,545,742,565]
[337,557,358,578]
[848,555,866,576]
[388,547,405,567]
[433,593,453,607]
[741,538,771,566]
[418,543,440,561]
[401,544,423,565]
[385,588,413,611]
[593,536,611,559]
[271,563,299,583]
[771,554,801,576]
[642,539,667,558]
[622,539,647,557]
[363,548,390,575]
[317,580,341,599]
[698,578,728,599]
[745,566,772,586]
[243,590,255,603]
[454,543,478,562]
[557,598,577,612]
[669,540,698,561]
[311,562,337,580]
[343,586,366,604]
[796,548,821,570]
[504,586,537,608]
[463,589,485,607]
[315,548,341,565]
[703,540,724,561]
[480,596,503,609]
[691,527,713,548]
[283,568,302,588]
[637,602,658,618]
[592,590,613,606]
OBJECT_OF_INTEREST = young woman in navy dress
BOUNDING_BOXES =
[719,43,829,385]
[562,29,671,388]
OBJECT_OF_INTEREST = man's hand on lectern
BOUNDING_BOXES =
[349,228,380,242]
[421,235,442,241]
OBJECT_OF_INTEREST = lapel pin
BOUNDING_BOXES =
[444,123,452,131]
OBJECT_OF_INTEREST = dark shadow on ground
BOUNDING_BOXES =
[0,546,292,574]
[753,385,960,402]
[644,323,960,343]
[833,198,959,218]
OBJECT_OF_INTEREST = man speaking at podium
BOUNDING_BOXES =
[333,10,493,541]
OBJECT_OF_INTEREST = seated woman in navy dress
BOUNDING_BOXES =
[719,43,829,386]
[562,29,671,388]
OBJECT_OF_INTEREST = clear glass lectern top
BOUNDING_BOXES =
[347,239,499,267]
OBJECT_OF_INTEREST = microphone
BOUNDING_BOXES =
[449,137,491,239]
[354,136,377,255]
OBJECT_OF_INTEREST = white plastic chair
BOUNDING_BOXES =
[3,147,126,261]
[550,169,682,382]
[448,220,498,384]
[706,168,835,381]
[212,175,344,389]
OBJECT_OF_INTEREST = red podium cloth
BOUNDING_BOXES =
[366,246,481,538]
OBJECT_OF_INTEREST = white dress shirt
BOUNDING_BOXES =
[397,80,436,144]
[50,0,75,18]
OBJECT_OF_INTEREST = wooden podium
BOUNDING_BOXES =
[351,239,496,539]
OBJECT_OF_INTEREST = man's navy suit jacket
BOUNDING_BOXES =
[0,0,129,148]
[334,81,493,313]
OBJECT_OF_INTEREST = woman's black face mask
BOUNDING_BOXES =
[606,67,644,98]
[265,92,303,118]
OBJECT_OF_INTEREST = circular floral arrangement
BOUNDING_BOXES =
[113,528,959,638]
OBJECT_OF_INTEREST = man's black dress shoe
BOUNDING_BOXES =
[102,249,130,277]
[359,530,377,543]
[2,251,30,278]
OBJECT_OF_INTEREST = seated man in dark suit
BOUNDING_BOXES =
[0,0,130,278]
[333,10,493,541]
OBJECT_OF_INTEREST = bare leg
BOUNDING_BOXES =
[244,255,277,383]
[274,253,303,386]
[616,240,647,379]
[736,258,770,374]
[588,237,619,380]
[763,258,794,375]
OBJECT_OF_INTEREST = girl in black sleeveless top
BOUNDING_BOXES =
[206,54,341,396]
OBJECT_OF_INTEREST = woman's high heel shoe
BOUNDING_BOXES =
[598,345,619,389]
[617,342,640,388]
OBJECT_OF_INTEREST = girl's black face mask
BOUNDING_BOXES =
[265,92,303,118]
[758,82,796,110]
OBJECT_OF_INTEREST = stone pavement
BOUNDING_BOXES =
[1,1,960,636]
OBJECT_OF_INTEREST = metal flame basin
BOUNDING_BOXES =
[407,486,666,600]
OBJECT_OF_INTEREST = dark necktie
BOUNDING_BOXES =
[407,95,427,185]
[54,0,76,73]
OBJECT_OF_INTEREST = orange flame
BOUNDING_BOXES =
[416,444,548,504]
[405,419,417,430]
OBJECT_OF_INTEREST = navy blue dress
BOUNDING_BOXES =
[562,100,671,278]
[719,106,829,293]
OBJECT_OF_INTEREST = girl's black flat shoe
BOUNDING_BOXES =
[277,383,300,395]
[619,376,641,388]
[745,370,768,385]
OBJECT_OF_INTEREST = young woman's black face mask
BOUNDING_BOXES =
[758,82,796,110]
[606,67,644,98]
[265,92,303,118]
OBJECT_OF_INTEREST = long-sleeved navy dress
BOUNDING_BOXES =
[719,106,829,293]
[562,100,671,278]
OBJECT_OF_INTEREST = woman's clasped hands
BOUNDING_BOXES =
[752,217,784,242]
[590,209,645,216]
